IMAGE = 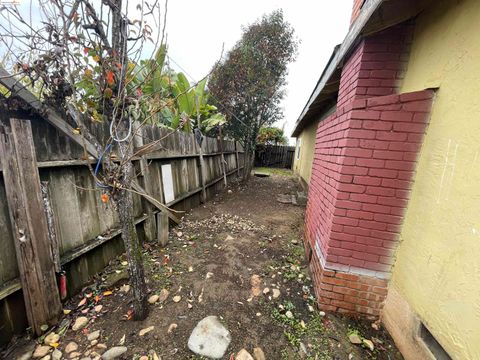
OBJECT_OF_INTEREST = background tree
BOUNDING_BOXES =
[256,126,288,145]
[208,9,298,180]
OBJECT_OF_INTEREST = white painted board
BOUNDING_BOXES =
[161,164,175,204]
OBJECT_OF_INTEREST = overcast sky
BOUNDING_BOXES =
[165,1,352,141]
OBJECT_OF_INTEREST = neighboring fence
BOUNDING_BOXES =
[254,144,295,168]
[0,114,244,345]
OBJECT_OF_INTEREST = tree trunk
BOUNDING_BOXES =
[116,138,148,320]
[243,145,255,181]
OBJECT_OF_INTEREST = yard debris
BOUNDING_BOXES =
[250,274,262,296]
[148,294,159,304]
[187,316,231,359]
[272,289,281,299]
[158,288,170,302]
[32,345,50,358]
[51,349,62,360]
[87,330,100,341]
[167,323,178,333]
[72,317,88,331]
[362,339,375,351]
[119,284,130,293]
[236,348,254,360]
[253,347,266,360]
[139,326,154,336]
[101,346,127,360]
[206,272,214,279]
[94,305,103,312]
[65,342,78,354]
[262,287,270,295]
[348,333,362,345]
[118,335,125,346]
[43,332,59,345]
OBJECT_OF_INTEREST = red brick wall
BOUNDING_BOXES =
[337,23,414,108]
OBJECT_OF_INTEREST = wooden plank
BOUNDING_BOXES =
[156,212,169,247]
[40,182,61,272]
[0,118,61,335]
[140,157,156,241]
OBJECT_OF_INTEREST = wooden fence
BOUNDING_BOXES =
[254,144,295,169]
[0,114,244,345]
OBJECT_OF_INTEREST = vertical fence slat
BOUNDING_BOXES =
[0,118,61,335]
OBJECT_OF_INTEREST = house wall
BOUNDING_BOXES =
[383,0,480,359]
[293,119,319,185]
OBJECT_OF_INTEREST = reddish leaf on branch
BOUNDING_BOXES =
[106,71,115,86]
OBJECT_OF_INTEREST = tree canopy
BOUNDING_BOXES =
[208,9,298,178]
[257,126,288,145]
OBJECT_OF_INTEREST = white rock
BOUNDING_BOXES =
[90,340,98,347]
[187,316,231,359]
[148,295,159,304]
[262,288,270,295]
[119,284,130,293]
[285,311,294,319]
[225,235,234,241]
[172,295,181,303]
[39,355,51,360]
[253,347,265,360]
[236,349,254,360]
[319,311,326,317]
[69,351,81,359]
[139,326,154,336]
[87,330,100,341]
[72,317,88,331]
[100,347,127,360]
[65,342,78,354]
[44,332,60,345]
[272,289,281,299]
[33,346,51,358]
[94,305,103,313]
[52,349,62,360]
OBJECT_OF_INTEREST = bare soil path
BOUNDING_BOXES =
[5,169,402,360]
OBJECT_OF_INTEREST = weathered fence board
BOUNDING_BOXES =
[0,115,244,345]
[0,118,62,335]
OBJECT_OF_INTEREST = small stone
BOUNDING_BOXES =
[262,287,270,295]
[291,239,299,245]
[285,311,293,319]
[87,330,100,341]
[33,346,51,359]
[118,335,125,346]
[40,355,51,360]
[371,322,380,331]
[119,284,130,293]
[52,349,62,360]
[253,347,265,360]
[319,311,326,317]
[227,189,233,194]
[348,333,362,345]
[236,349,254,360]
[72,317,88,331]
[307,305,314,312]
[187,316,231,359]
[148,294,159,304]
[172,295,181,303]
[90,340,98,346]
[167,323,177,333]
[139,356,148,360]
[101,347,127,360]
[176,232,183,237]
[272,289,281,299]
[44,332,60,345]
[69,352,81,359]
[188,266,193,272]
[205,272,214,279]
[96,344,107,350]
[139,326,154,336]
[65,342,78,354]
[362,339,375,351]
[94,305,103,312]
[158,289,169,303]
[225,235,234,241]
[256,312,262,317]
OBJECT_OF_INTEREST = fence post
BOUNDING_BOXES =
[235,142,240,177]
[140,157,157,241]
[0,118,61,335]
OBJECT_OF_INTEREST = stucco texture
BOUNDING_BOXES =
[293,119,319,184]
[391,0,480,358]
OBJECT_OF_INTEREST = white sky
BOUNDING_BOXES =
[164,1,352,141]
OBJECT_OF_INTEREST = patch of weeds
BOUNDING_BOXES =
[254,167,293,177]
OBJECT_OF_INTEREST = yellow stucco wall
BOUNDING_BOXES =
[293,119,319,184]
[391,0,480,358]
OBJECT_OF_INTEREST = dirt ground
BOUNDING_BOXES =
[4,169,403,360]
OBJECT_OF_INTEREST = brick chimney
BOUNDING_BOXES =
[351,0,365,25]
